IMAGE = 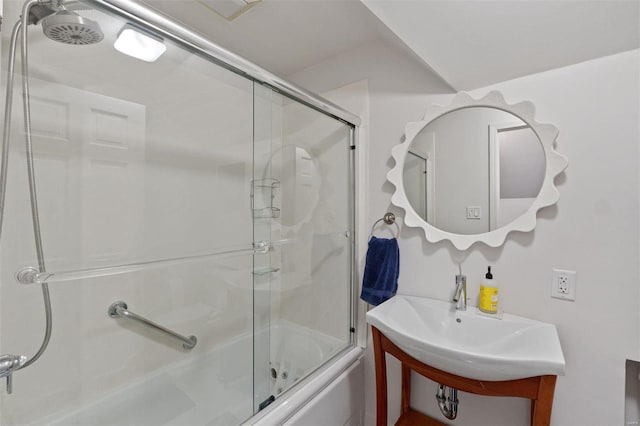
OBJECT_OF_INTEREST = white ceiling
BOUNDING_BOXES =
[362,0,640,90]
[11,0,636,92]
[140,0,640,90]
[140,0,399,77]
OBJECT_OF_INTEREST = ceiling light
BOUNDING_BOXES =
[114,25,166,62]
[198,0,262,21]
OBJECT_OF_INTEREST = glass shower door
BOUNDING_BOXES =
[252,83,278,412]
[252,84,355,408]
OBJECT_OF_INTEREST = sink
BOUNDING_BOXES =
[366,295,565,381]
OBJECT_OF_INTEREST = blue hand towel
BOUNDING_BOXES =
[360,236,399,306]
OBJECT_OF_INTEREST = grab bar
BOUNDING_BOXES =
[108,301,197,350]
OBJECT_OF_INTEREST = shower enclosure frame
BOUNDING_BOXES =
[81,0,363,414]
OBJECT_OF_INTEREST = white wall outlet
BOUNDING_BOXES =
[466,206,481,220]
[551,269,576,301]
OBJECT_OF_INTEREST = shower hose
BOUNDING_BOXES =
[0,0,55,375]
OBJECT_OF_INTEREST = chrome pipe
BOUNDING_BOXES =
[83,0,360,127]
[436,384,459,420]
[108,301,197,350]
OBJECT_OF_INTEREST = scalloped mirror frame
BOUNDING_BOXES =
[387,91,568,251]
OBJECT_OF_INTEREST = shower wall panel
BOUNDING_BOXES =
[277,99,351,343]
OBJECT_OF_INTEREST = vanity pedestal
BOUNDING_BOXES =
[372,326,558,426]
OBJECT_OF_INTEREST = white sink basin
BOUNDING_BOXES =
[366,295,565,381]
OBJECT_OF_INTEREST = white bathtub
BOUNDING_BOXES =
[38,321,362,426]
[248,347,364,426]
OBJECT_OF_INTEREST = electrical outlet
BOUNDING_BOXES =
[551,269,576,301]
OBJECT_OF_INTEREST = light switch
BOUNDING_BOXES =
[466,206,481,220]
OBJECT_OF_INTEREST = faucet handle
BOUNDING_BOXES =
[453,275,466,300]
[453,275,467,311]
[0,354,27,394]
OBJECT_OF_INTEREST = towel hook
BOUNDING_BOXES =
[370,212,400,239]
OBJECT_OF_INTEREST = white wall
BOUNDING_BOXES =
[289,43,640,426]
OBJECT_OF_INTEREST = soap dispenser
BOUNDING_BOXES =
[479,266,499,314]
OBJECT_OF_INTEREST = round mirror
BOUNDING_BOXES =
[403,107,546,235]
[387,91,568,250]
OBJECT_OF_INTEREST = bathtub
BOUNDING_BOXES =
[39,320,362,426]
[248,346,364,426]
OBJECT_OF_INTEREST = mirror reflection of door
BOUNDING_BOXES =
[405,144,434,224]
[405,151,427,219]
[489,124,545,230]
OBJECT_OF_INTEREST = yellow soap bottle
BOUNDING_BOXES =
[479,266,498,314]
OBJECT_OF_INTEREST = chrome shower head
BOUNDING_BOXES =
[41,10,103,45]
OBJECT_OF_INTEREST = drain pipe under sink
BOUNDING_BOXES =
[436,384,459,420]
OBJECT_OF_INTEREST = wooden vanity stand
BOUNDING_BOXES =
[372,326,558,426]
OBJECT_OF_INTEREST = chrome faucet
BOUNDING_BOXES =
[452,274,467,311]
[0,354,27,394]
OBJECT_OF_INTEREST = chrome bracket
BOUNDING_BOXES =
[254,240,270,254]
[15,267,39,285]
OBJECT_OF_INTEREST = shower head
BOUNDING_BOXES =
[41,10,103,45]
